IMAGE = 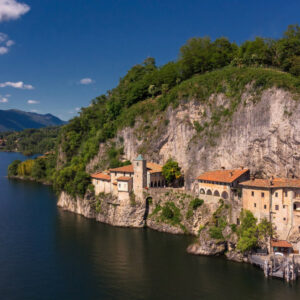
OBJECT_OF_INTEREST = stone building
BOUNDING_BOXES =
[91,155,165,203]
[240,178,300,240]
[196,168,250,203]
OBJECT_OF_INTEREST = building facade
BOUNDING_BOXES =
[91,155,165,203]
[197,168,250,203]
[241,178,300,239]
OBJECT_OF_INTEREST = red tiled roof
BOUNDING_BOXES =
[110,162,163,174]
[240,178,300,188]
[110,165,134,173]
[91,172,111,181]
[117,176,132,182]
[197,169,249,183]
[271,240,293,248]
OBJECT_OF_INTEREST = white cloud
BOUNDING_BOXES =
[0,33,15,55]
[30,109,38,113]
[80,78,93,85]
[0,0,30,23]
[6,39,14,46]
[27,99,39,104]
[0,81,34,89]
[75,107,80,111]
[0,97,8,103]
[0,46,8,54]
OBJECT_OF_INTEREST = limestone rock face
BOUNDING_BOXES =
[57,191,145,228]
[114,88,300,189]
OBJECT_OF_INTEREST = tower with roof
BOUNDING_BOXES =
[133,154,147,200]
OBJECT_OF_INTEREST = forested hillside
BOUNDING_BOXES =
[8,24,300,197]
[1,126,60,155]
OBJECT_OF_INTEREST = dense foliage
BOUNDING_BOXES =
[162,159,182,186]
[0,126,60,155]
[7,24,300,197]
[237,210,273,252]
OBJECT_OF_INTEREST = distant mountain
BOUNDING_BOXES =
[0,109,66,132]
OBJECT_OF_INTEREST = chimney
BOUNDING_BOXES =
[221,166,225,170]
[250,174,255,181]
[230,171,233,177]
[240,166,244,170]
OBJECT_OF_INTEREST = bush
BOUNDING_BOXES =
[162,159,182,186]
[209,226,223,240]
[7,160,21,177]
[190,198,204,210]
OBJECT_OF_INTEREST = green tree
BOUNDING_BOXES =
[162,159,182,186]
[7,160,21,177]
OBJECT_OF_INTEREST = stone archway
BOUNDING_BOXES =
[214,190,220,197]
[206,189,212,195]
[200,188,205,194]
[221,191,229,199]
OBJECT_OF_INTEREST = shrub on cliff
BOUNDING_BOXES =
[162,159,183,186]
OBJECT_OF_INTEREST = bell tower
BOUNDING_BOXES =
[133,154,147,200]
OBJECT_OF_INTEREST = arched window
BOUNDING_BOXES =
[221,191,228,199]
[154,182,157,188]
[214,190,220,197]
[158,181,161,187]
[200,188,205,194]
[150,182,153,188]
[206,189,212,195]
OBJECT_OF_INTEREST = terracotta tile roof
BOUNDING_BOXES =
[147,162,163,174]
[271,240,293,248]
[91,172,111,181]
[240,178,300,188]
[110,162,163,174]
[117,176,132,182]
[197,169,249,183]
[110,165,134,173]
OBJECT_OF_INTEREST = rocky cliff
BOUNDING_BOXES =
[104,88,300,189]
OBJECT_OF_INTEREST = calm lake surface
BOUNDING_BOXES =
[0,152,299,299]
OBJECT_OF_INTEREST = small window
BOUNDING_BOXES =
[264,205,267,209]
[261,192,265,197]
[254,203,256,208]
[237,218,240,225]
[275,205,279,211]
[275,192,278,197]
[283,205,286,209]
[137,162,139,166]
[251,191,254,196]
[285,191,288,197]
[283,218,286,221]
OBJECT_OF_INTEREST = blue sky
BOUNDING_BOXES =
[0,0,299,120]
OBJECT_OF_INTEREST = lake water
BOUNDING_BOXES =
[0,152,299,299]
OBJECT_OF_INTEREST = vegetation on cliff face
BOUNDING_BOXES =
[8,24,300,196]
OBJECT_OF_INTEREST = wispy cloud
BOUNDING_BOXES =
[0,32,14,55]
[79,78,94,85]
[0,0,30,23]
[27,99,39,104]
[0,81,34,89]
[30,109,39,113]
[0,97,8,103]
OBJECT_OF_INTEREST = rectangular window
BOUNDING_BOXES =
[261,192,265,197]
[275,192,278,197]
[283,205,286,209]
[285,191,288,197]
[264,205,267,209]
[275,205,279,211]
[251,191,254,196]
[254,203,256,208]
[283,218,286,221]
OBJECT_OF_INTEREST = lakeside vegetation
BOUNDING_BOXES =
[7,24,300,197]
[1,126,60,156]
